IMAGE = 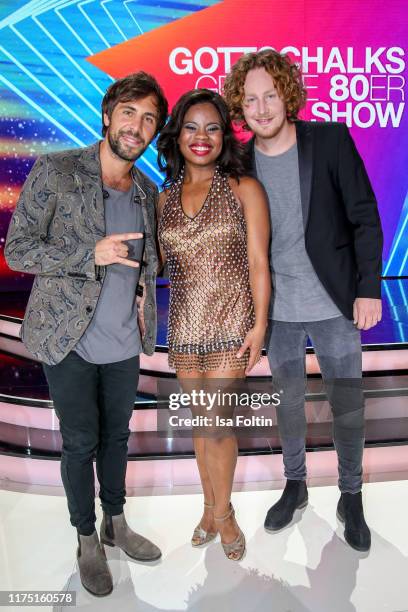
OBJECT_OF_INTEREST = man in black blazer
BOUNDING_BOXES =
[224,50,383,552]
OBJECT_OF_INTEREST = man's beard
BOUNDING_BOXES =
[107,129,147,161]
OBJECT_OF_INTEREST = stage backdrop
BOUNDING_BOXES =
[0,0,407,292]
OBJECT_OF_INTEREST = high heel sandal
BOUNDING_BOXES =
[214,503,246,561]
[191,502,218,547]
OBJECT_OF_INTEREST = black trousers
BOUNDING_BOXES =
[43,351,140,535]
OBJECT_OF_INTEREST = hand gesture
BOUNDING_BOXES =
[95,233,143,268]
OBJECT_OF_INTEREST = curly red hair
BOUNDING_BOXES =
[224,49,307,126]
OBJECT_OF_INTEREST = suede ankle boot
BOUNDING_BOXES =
[337,492,371,552]
[264,479,308,532]
[77,531,113,597]
[100,512,162,561]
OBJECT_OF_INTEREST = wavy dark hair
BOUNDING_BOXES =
[101,71,168,137]
[157,89,246,188]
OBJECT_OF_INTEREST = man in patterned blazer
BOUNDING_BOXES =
[5,72,168,597]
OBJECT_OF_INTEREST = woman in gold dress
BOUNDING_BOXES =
[157,89,270,560]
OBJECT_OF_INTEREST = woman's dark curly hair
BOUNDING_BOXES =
[224,49,307,126]
[157,89,246,188]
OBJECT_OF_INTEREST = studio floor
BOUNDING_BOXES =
[1,478,407,612]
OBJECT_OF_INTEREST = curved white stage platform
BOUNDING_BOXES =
[1,278,408,490]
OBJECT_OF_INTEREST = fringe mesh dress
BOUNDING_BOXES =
[158,166,255,373]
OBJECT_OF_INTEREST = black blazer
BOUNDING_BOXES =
[245,120,383,320]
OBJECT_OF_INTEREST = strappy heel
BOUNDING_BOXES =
[214,503,246,561]
[191,502,218,547]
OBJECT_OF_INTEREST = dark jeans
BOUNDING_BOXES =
[43,351,140,535]
[267,316,364,494]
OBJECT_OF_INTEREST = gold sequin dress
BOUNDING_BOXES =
[158,167,255,372]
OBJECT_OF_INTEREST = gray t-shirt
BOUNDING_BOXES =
[75,183,145,364]
[255,143,341,322]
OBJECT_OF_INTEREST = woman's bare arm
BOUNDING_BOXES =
[230,176,271,374]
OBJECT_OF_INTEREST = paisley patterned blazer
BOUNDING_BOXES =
[5,142,159,365]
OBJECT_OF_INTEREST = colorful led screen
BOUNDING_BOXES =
[1,0,407,291]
